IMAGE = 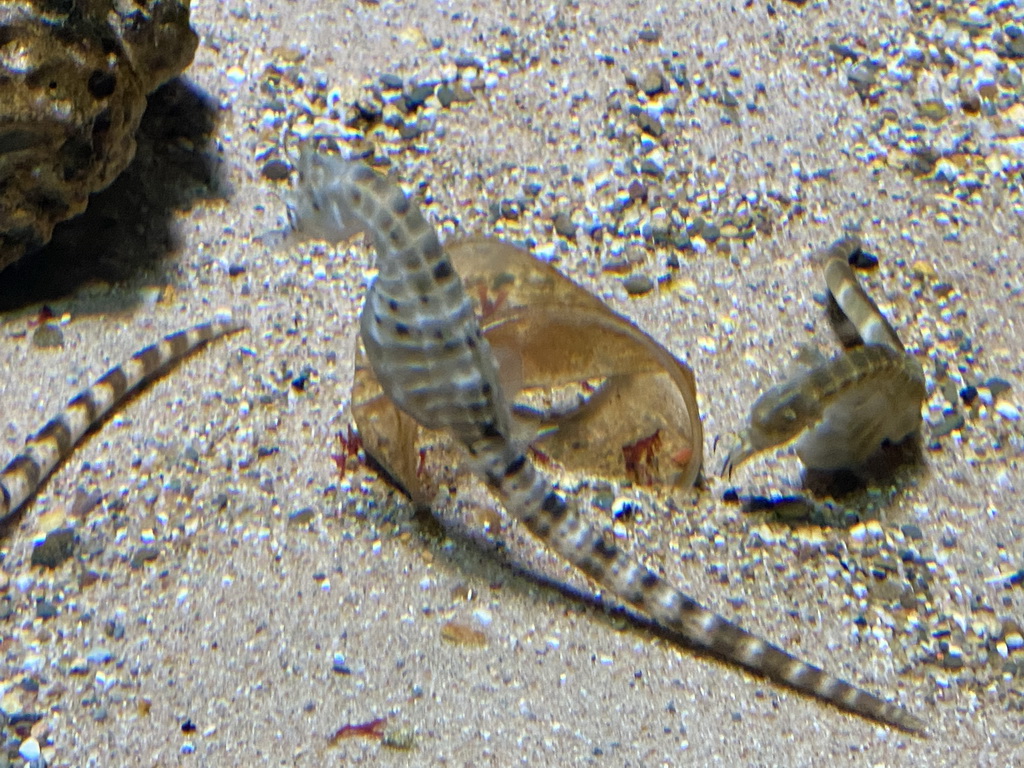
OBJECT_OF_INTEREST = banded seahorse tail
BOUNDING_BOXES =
[822,248,905,352]
[0,317,242,524]
[469,435,925,733]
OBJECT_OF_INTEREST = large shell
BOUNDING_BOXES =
[353,236,704,507]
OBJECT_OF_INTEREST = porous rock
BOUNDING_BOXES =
[0,0,198,271]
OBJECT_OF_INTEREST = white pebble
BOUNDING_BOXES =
[19,737,40,761]
[533,242,556,261]
[697,335,717,353]
[849,522,868,545]
[995,402,1020,421]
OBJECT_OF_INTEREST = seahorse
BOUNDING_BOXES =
[286,149,925,733]
[0,316,241,525]
[722,236,926,474]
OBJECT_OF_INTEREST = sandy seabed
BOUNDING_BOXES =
[1,1,1022,766]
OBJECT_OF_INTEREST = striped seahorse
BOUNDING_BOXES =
[287,149,925,733]
[722,236,926,474]
[0,317,241,525]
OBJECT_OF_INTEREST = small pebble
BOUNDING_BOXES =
[86,648,113,665]
[31,527,75,568]
[931,412,964,437]
[19,737,41,761]
[901,524,923,541]
[848,248,879,269]
[637,26,661,43]
[332,653,352,675]
[32,324,64,348]
[622,274,654,296]
[995,402,1020,421]
[436,85,457,107]
[405,83,435,109]
[636,67,666,96]
[288,507,316,525]
[986,378,1012,398]
[130,546,160,568]
[960,385,978,405]
[552,212,576,239]
[261,159,291,180]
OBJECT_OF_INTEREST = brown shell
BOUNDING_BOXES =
[353,236,704,507]
[0,0,198,270]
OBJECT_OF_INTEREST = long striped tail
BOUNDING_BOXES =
[471,437,925,733]
[821,236,907,352]
[0,316,242,524]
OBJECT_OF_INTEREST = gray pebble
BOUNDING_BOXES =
[405,83,435,109]
[636,111,664,136]
[30,527,75,568]
[640,157,664,177]
[623,274,654,296]
[31,324,64,348]
[35,599,58,620]
[289,507,316,525]
[399,121,424,140]
[436,85,456,107]
[671,230,691,250]
[130,546,161,569]
[986,377,1012,398]
[260,159,291,180]
[552,212,576,239]
[635,67,666,96]
[900,524,923,541]
[829,43,859,61]
[637,27,661,43]
[521,181,543,197]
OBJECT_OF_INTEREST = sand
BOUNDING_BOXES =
[1,0,1022,765]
